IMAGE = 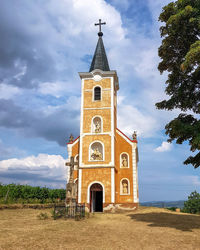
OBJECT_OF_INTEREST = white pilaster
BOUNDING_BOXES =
[111,167,115,203]
[132,146,139,203]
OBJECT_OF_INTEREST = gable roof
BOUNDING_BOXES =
[116,128,137,144]
[67,136,80,145]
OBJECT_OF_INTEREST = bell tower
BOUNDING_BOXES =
[78,20,119,206]
[67,20,139,212]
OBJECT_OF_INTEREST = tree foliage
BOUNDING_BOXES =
[156,0,200,168]
[0,183,66,204]
[182,190,200,214]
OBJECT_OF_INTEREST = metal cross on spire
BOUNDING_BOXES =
[95,19,106,37]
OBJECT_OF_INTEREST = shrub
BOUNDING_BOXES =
[37,212,49,220]
[166,207,177,212]
[0,184,66,204]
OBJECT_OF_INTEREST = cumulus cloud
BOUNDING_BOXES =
[118,100,158,138]
[154,141,172,152]
[0,0,124,89]
[0,154,67,188]
[0,0,172,145]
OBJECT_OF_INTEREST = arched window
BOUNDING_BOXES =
[94,86,101,101]
[120,179,130,195]
[92,116,102,133]
[120,153,129,168]
[90,141,104,161]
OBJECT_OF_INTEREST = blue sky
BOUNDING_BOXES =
[0,0,199,202]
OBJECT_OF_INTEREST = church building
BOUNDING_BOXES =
[66,20,139,212]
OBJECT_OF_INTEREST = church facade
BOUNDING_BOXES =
[66,23,139,212]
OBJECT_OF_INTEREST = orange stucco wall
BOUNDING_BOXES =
[66,72,139,207]
[83,78,111,109]
[81,168,111,204]
[115,131,134,203]
[82,109,111,133]
[81,134,111,165]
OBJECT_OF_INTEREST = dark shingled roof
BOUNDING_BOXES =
[89,35,110,72]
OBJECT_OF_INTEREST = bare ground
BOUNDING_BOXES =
[0,206,200,250]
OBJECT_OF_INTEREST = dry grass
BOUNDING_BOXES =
[0,206,200,250]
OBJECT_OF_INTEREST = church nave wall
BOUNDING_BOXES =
[81,167,111,204]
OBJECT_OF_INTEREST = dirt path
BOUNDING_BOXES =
[0,207,200,250]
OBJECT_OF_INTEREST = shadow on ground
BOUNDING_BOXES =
[128,212,200,232]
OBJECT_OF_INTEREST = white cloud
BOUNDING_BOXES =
[0,154,67,187]
[0,83,21,100]
[118,98,158,138]
[38,81,80,98]
[38,81,66,98]
[154,141,172,152]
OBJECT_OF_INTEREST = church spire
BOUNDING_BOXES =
[89,19,110,72]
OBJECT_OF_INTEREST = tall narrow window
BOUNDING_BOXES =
[94,86,101,101]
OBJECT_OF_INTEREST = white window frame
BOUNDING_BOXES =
[87,181,105,203]
[91,115,103,133]
[120,152,130,168]
[93,85,102,102]
[120,178,130,195]
[89,140,105,162]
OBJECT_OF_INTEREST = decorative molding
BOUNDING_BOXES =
[84,107,111,110]
[88,140,105,161]
[132,147,138,202]
[120,178,130,195]
[84,88,111,92]
[120,152,130,169]
[93,74,102,82]
[111,76,115,166]
[79,69,119,91]
[91,115,103,134]
[79,164,115,168]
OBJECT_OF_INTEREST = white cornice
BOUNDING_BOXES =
[78,69,119,91]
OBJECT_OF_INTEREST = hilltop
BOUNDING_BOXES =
[0,206,200,249]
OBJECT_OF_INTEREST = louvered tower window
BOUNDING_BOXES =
[94,87,101,101]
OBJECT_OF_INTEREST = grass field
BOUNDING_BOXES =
[0,206,200,250]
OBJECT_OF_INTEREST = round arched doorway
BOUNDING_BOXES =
[90,183,103,212]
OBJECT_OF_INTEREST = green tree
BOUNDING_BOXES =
[182,191,200,214]
[156,0,200,168]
